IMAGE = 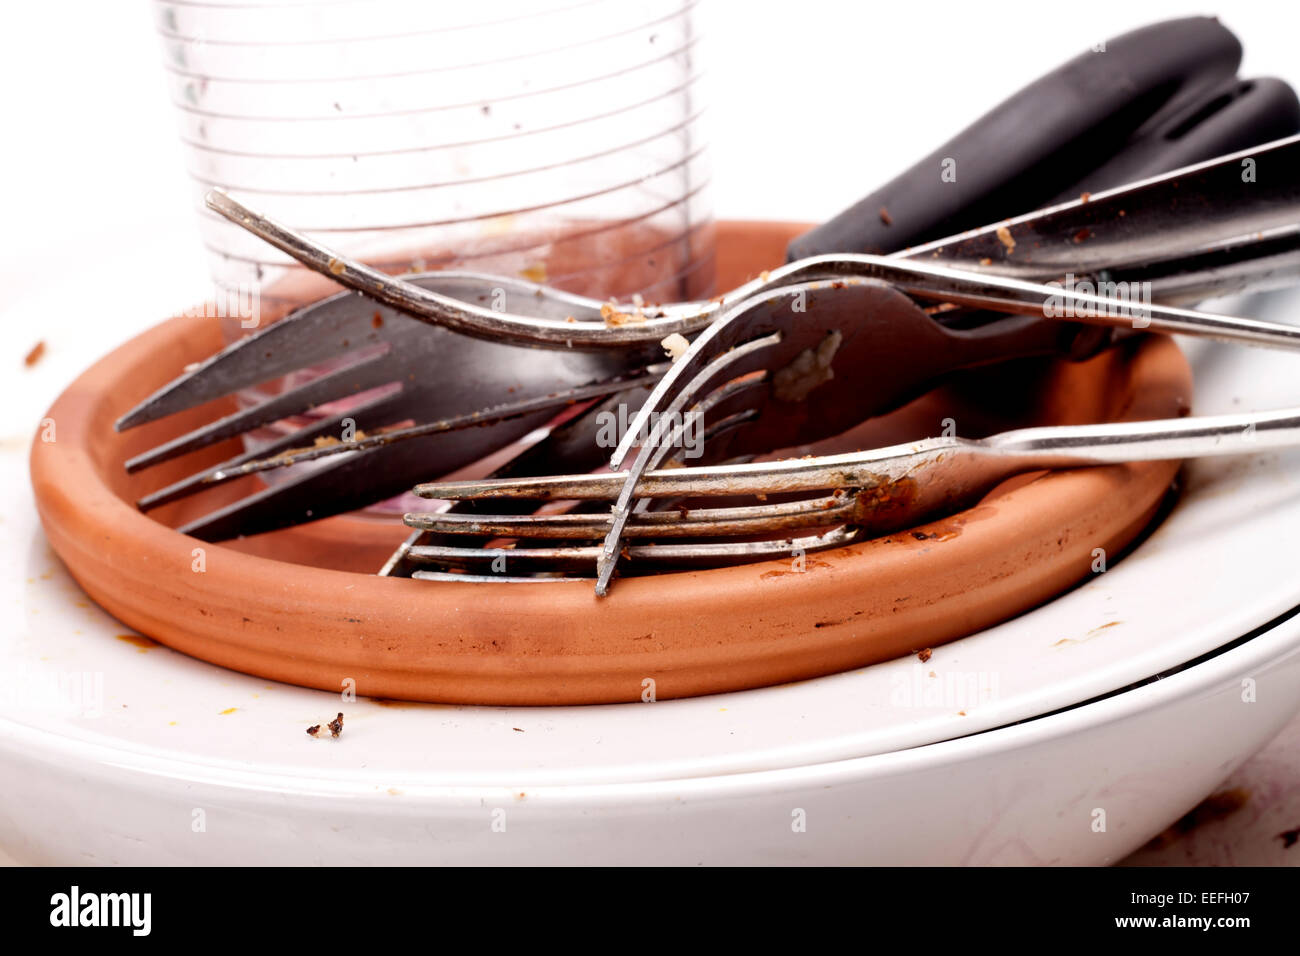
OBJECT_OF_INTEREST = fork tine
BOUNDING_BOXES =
[124,348,394,472]
[406,527,861,576]
[404,494,854,539]
[205,367,664,482]
[608,325,784,470]
[380,389,635,578]
[135,390,408,511]
[116,288,396,431]
[595,286,807,593]
[174,405,563,540]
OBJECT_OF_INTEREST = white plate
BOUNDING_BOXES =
[3,242,1300,862]
[4,567,1298,865]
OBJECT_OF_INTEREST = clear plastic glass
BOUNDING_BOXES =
[152,0,714,325]
[150,0,713,505]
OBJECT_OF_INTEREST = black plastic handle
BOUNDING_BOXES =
[1051,75,1300,200]
[786,16,1243,260]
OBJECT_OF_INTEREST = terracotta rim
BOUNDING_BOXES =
[30,221,1192,704]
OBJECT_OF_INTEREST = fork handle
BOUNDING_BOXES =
[868,256,1300,353]
[984,405,1300,465]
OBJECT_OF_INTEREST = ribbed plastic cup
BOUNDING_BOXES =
[150,0,713,498]
[153,0,713,316]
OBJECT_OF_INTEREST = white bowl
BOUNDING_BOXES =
[2,593,1297,865]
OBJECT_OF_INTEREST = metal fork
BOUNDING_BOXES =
[119,135,1300,540]
[405,267,1300,592]
[208,134,1300,350]
[406,402,1300,582]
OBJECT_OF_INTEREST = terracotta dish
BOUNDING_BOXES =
[30,222,1191,704]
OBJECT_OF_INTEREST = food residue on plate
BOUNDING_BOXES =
[308,712,345,738]
[24,341,46,368]
[116,633,159,653]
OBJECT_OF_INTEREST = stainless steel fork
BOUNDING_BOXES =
[406,402,1300,581]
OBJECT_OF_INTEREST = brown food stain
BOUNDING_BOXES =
[996,225,1015,253]
[1144,788,1251,849]
[1055,621,1122,647]
[116,633,158,653]
[911,528,960,543]
[760,556,833,579]
[24,341,46,367]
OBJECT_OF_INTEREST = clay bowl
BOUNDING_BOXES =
[30,221,1192,705]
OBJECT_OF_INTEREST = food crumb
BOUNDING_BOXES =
[1079,191,1091,203]
[219,707,237,715]
[917,647,932,663]
[24,341,45,368]
[979,257,993,266]
[661,332,690,361]
[601,302,646,327]
[878,206,893,226]
[327,257,345,276]
[116,633,159,653]
[996,225,1015,253]
[306,711,345,738]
